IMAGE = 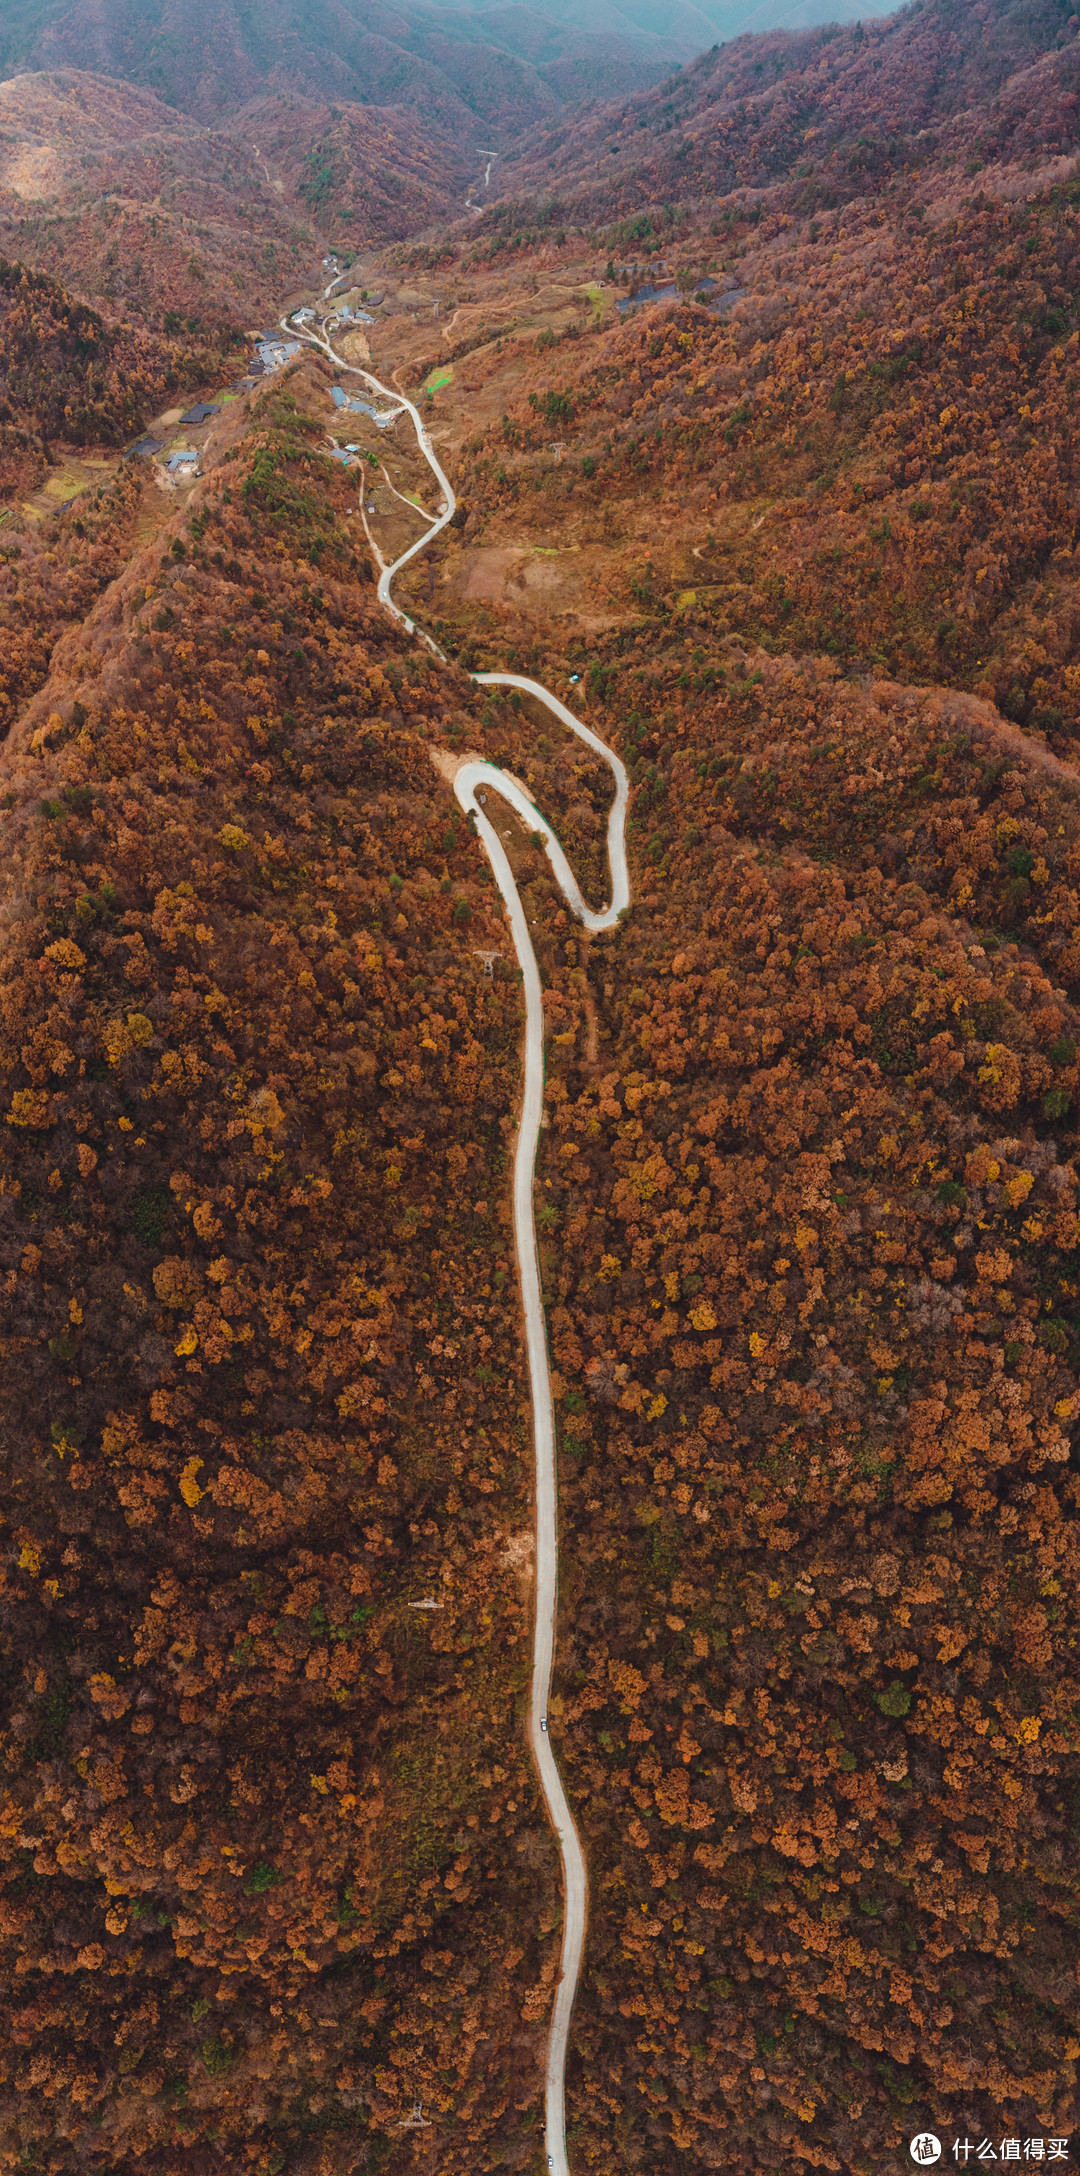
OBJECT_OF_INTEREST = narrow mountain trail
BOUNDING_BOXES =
[284,307,631,2175]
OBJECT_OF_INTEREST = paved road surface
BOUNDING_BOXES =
[283,308,630,2176]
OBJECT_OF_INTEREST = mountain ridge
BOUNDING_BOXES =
[489,0,1080,215]
[0,0,691,134]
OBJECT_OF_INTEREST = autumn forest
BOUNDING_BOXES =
[0,0,1079,2171]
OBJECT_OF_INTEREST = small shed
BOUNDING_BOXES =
[126,437,164,459]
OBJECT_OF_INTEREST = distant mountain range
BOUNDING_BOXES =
[0,0,896,137]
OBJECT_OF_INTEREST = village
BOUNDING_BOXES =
[5,234,740,590]
[118,259,398,507]
[124,328,308,493]
[122,242,621,504]
[0,256,445,562]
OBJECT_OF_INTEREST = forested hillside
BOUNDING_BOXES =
[495,0,1080,215]
[0,365,584,2174]
[507,643,1080,2167]
[0,70,471,321]
[0,257,228,445]
[448,162,1080,754]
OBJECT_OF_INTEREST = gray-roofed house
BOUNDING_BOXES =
[179,402,221,425]
[256,341,302,373]
[126,437,165,459]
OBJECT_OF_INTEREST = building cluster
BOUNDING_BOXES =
[233,334,304,391]
[330,386,398,428]
[126,401,224,485]
[122,275,399,494]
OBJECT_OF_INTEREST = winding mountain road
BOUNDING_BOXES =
[285,298,630,2176]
